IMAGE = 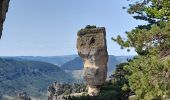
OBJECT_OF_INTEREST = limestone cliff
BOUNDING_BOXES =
[77,26,108,96]
[0,0,10,39]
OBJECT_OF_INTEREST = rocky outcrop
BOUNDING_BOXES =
[47,82,87,100]
[18,92,31,100]
[77,25,108,96]
[0,0,10,39]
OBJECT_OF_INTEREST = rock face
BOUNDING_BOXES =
[77,26,108,96]
[0,0,10,39]
[18,92,31,100]
[47,82,87,100]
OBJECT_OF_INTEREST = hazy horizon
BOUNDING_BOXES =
[0,54,136,57]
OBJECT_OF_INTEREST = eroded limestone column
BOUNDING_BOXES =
[77,26,108,96]
[0,0,10,39]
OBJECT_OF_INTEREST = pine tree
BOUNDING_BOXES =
[112,0,170,56]
[112,0,170,99]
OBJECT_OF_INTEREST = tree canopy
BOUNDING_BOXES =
[112,0,170,99]
[113,0,170,56]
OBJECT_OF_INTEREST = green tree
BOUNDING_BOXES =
[112,0,170,56]
[112,0,170,99]
[124,55,170,99]
[110,63,132,100]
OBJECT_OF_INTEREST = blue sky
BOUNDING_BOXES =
[0,0,145,56]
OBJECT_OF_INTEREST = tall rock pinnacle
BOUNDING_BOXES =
[77,25,108,96]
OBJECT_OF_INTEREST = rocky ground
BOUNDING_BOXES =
[47,82,87,100]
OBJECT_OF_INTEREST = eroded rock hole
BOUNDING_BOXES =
[89,37,95,45]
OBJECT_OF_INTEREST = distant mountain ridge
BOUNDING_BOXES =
[0,58,74,98]
[61,55,133,71]
[60,55,134,79]
[2,55,78,66]
[2,55,133,69]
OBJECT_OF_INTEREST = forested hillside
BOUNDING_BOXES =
[5,55,77,66]
[0,58,74,98]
